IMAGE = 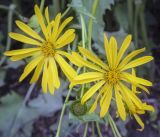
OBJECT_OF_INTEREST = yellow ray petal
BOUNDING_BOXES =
[34,5,48,39]
[100,85,112,117]
[56,29,75,44]
[19,56,43,82]
[74,72,104,81]
[142,103,154,112]
[16,20,44,42]
[118,48,145,69]
[55,33,75,49]
[55,54,77,81]
[4,48,41,56]
[116,35,132,66]
[48,59,56,94]
[56,51,83,67]
[57,17,73,37]
[30,58,44,83]
[10,51,40,61]
[118,82,136,112]
[136,84,150,94]
[78,47,109,70]
[45,7,52,36]
[9,32,42,46]
[121,56,153,71]
[71,52,106,73]
[134,114,144,131]
[121,84,143,109]
[45,7,50,24]
[132,68,137,93]
[121,72,152,86]
[110,36,117,68]
[81,80,105,104]
[99,84,110,108]
[104,33,112,68]
[42,60,48,93]
[49,57,60,89]
[115,87,126,121]
[71,77,104,87]
[51,13,61,42]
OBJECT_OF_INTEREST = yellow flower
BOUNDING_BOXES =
[118,69,154,131]
[69,34,153,119]
[4,5,76,94]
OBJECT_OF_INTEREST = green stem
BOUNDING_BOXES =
[127,0,133,34]
[139,1,149,49]
[83,122,88,137]
[88,0,99,51]
[92,122,95,137]
[0,4,15,66]
[134,3,141,48]
[40,0,45,12]
[10,83,36,137]
[96,122,103,137]
[55,88,72,137]
[108,115,122,137]
[61,7,71,18]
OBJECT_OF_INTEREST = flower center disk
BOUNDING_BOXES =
[41,42,55,57]
[105,70,120,84]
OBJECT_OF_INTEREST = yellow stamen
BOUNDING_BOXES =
[105,70,120,84]
[41,42,55,57]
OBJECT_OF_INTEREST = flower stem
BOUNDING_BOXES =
[40,0,45,12]
[88,0,99,51]
[139,1,149,50]
[0,4,15,66]
[83,122,88,137]
[92,122,95,137]
[61,7,71,18]
[134,2,141,48]
[96,122,103,137]
[55,88,72,137]
[127,0,133,34]
[108,115,122,137]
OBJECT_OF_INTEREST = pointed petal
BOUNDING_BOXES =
[9,32,42,46]
[78,47,109,70]
[16,20,44,42]
[4,48,41,56]
[57,17,73,36]
[100,85,112,117]
[55,54,77,81]
[121,56,153,71]
[118,48,145,69]
[49,57,60,89]
[121,72,152,86]
[34,5,48,39]
[81,80,105,104]
[134,114,144,131]
[42,59,48,93]
[115,87,126,121]
[116,35,132,65]
[30,58,44,83]
[19,56,43,82]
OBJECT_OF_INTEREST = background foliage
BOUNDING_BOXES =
[0,0,160,137]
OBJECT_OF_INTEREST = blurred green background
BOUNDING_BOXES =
[0,0,160,137]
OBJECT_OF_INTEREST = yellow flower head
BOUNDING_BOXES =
[70,34,153,120]
[117,69,154,131]
[4,5,77,94]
